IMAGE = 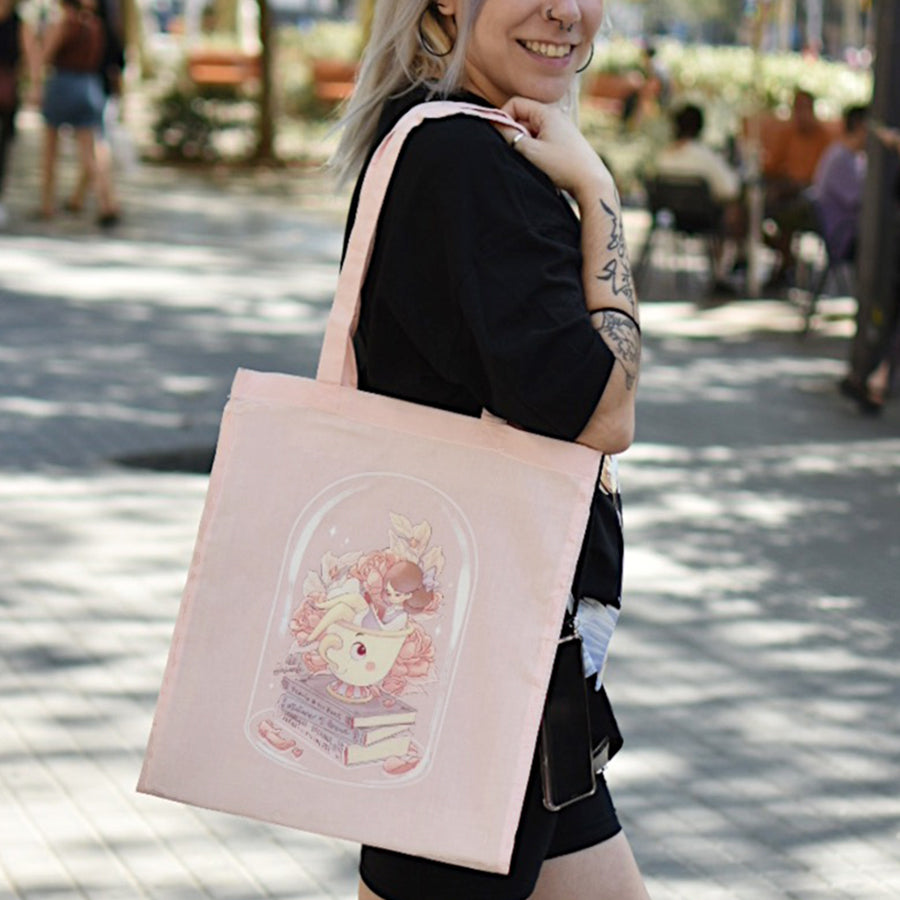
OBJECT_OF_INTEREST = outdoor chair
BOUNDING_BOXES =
[635,174,724,295]
[791,200,856,337]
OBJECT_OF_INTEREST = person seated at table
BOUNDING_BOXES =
[762,89,834,287]
[656,102,744,284]
[621,40,670,130]
[812,104,870,265]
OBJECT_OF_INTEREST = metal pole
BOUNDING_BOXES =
[744,0,774,298]
[841,0,862,50]
[850,0,900,380]
[777,0,796,51]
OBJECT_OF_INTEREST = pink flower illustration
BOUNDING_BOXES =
[289,601,323,644]
[382,623,435,694]
[301,651,329,675]
[349,549,399,607]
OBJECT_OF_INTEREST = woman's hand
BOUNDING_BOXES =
[501,96,614,202]
[499,98,640,454]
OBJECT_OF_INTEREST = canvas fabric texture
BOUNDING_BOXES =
[138,102,604,874]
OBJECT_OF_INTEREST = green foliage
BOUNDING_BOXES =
[151,87,255,163]
[582,39,873,201]
[591,38,872,117]
[589,37,647,75]
[290,20,363,62]
[630,0,747,39]
[275,26,357,119]
[152,89,219,162]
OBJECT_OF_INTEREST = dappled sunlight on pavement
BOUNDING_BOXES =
[0,474,361,899]
[607,301,900,899]
[1,111,899,899]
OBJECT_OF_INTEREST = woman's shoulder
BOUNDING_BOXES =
[400,108,513,179]
[363,91,569,238]
[395,107,563,223]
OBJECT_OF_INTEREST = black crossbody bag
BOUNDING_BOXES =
[539,608,623,811]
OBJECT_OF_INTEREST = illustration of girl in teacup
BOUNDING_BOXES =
[257,514,445,770]
[294,573,416,702]
[292,529,442,697]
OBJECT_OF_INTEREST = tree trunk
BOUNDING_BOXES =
[358,0,375,49]
[804,0,823,54]
[841,0,862,49]
[850,0,900,380]
[120,0,150,79]
[254,0,276,162]
[776,0,796,51]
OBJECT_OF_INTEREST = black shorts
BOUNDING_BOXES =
[359,686,622,900]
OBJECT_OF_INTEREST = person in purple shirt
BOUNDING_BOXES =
[813,105,870,262]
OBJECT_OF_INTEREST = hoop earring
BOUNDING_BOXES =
[418,4,454,58]
[575,42,594,74]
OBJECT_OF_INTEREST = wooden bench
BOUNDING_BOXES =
[311,59,357,104]
[582,70,652,115]
[187,50,262,89]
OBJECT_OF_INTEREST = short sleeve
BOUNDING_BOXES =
[369,115,615,441]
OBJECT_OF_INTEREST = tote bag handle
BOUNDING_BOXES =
[316,101,528,388]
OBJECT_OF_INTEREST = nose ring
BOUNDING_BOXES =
[546,6,576,32]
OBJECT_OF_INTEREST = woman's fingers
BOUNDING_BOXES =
[495,124,528,148]
[502,96,556,138]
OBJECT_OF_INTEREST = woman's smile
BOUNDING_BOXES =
[518,39,577,61]
[452,0,604,107]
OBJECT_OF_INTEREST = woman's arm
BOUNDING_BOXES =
[502,97,640,454]
[38,16,66,70]
[20,19,42,100]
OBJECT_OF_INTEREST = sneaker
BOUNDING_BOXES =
[97,210,121,228]
[838,376,883,416]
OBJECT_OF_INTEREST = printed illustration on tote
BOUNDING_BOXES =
[247,475,476,784]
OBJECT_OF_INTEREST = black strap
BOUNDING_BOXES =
[561,607,578,638]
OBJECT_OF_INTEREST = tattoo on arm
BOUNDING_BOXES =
[596,198,636,314]
[592,309,641,391]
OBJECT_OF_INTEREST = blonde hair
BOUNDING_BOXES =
[331,0,486,183]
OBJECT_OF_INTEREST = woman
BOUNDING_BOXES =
[36,0,118,223]
[333,2,648,899]
[60,0,124,220]
[0,0,38,228]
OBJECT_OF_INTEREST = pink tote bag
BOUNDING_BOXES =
[138,102,602,874]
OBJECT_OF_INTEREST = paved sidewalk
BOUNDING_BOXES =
[2,109,900,900]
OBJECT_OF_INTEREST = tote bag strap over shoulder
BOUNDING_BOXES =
[316,101,528,389]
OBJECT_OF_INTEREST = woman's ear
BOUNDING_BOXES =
[435,1,457,16]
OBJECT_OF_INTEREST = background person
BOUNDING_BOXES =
[762,89,834,287]
[656,102,745,284]
[333,2,650,899]
[35,0,118,224]
[812,104,870,265]
[0,0,39,228]
[620,40,669,130]
[62,0,122,219]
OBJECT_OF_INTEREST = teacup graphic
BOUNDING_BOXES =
[316,620,413,702]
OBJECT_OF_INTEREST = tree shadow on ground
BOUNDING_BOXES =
[607,307,900,897]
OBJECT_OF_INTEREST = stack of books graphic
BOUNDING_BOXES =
[279,674,416,766]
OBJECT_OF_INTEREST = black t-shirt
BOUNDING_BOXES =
[344,87,624,609]
[0,12,21,72]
